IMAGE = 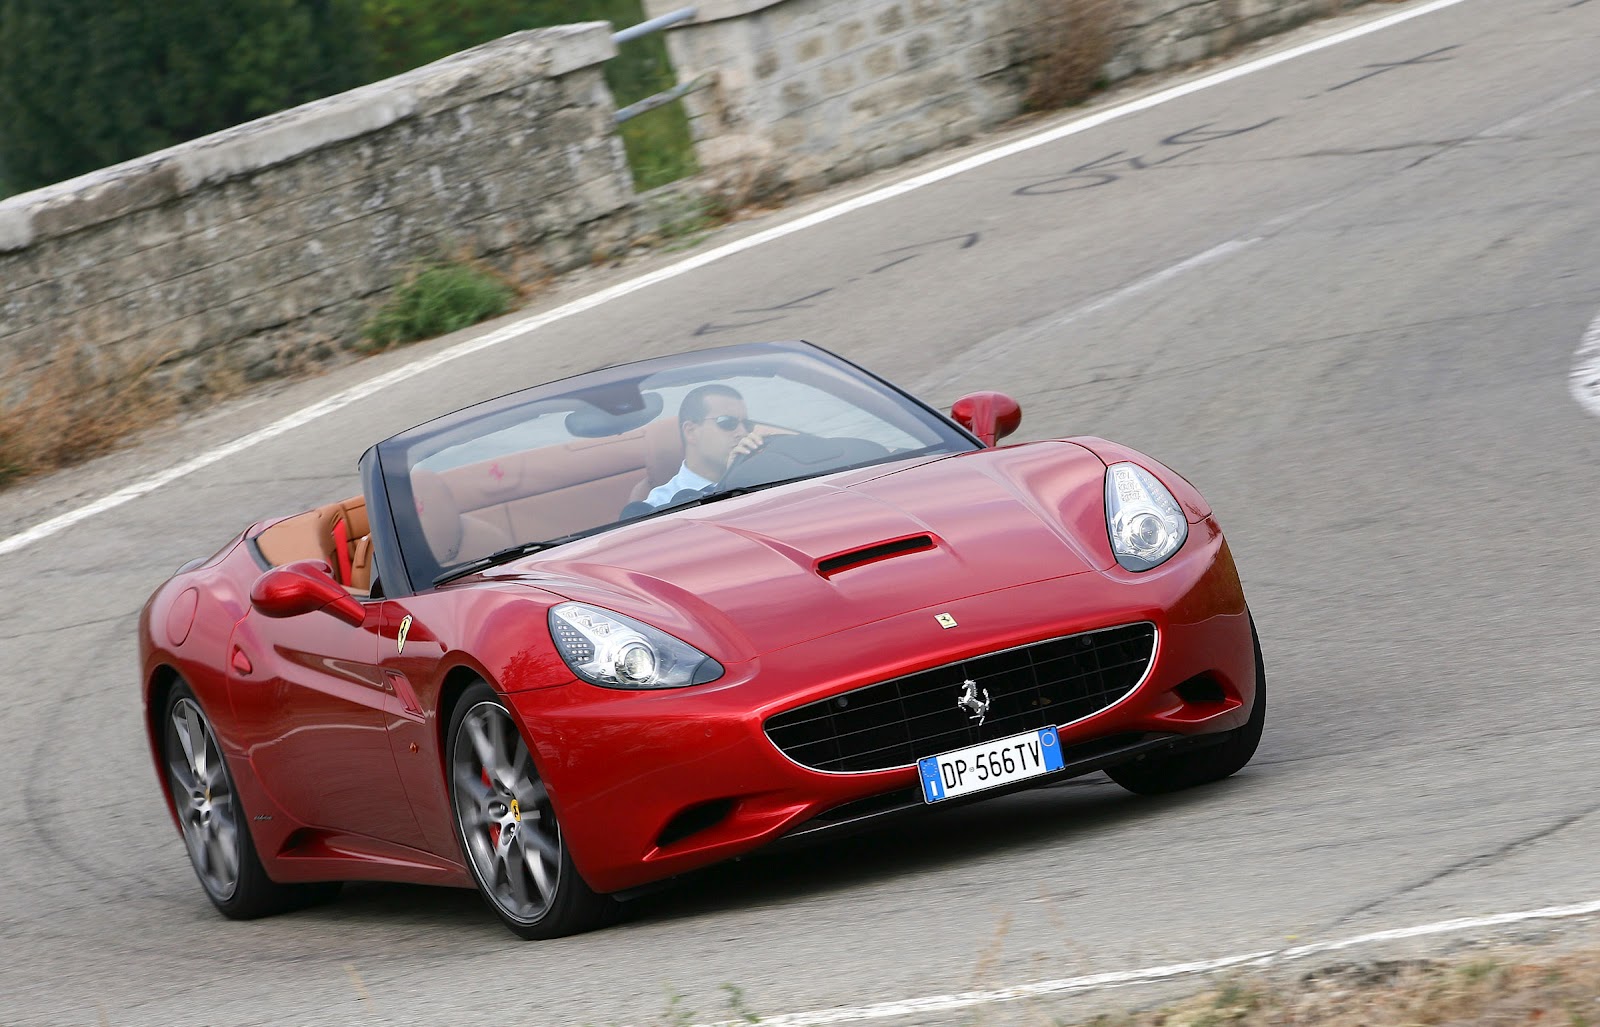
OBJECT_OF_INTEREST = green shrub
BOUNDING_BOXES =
[0,0,698,196]
[0,0,371,194]
[362,263,515,350]
[620,101,699,191]
[364,0,697,189]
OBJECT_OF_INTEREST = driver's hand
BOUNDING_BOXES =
[726,425,793,467]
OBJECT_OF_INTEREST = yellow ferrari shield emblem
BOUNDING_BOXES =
[510,798,521,822]
[396,615,412,655]
[935,613,958,629]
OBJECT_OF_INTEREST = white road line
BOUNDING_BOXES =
[0,0,1478,558]
[715,898,1600,1027]
[1571,308,1600,418]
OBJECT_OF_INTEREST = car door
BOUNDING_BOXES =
[227,597,428,850]
[374,598,462,858]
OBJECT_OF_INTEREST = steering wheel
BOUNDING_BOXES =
[716,432,889,490]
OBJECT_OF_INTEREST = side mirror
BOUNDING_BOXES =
[251,560,367,626]
[951,391,1023,447]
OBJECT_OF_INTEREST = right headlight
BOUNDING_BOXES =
[548,603,724,689]
[1104,462,1188,571]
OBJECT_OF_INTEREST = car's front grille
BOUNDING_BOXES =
[764,623,1156,773]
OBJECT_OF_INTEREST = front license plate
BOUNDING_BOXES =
[918,726,1065,803]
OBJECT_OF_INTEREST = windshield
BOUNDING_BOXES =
[371,341,980,590]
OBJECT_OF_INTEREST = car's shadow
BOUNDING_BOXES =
[626,774,1257,926]
[319,772,1264,937]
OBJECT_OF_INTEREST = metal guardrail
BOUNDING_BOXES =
[611,7,709,123]
[612,6,697,45]
[614,71,714,123]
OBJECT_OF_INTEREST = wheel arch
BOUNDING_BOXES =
[145,664,185,828]
[145,665,183,761]
[436,663,491,764]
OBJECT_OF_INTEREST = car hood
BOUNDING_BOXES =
[489,441,1113,661]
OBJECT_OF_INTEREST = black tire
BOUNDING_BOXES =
[161,682,341,918]
[1106,617,1266,796]
[446,681,618,939]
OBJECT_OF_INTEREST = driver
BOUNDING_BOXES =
[644,384,787,508]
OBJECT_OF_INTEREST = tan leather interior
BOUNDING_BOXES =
[255,495,373,594]
[255,419,688,585]
[627,416,687,503]
[428,426,661,564]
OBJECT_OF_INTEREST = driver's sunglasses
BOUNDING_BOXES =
[707,415,754,432]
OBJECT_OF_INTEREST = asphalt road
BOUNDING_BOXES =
[4,1,1600,1024]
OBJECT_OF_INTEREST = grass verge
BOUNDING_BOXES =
[1078,949,1600,1027]
[360,260,517,352]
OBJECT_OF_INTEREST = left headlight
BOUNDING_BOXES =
[1104,462,1189,571]
[549,603,724,689]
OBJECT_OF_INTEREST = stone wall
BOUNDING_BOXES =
[1111,0,1356,78]
[0,23,632,394]
[643,0,1030,189]
[645,0,1362,188]
[0,1,1366,407]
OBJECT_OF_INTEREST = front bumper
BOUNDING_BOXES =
[513,517,1254,894]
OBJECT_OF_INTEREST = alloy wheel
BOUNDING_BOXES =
[165,697,241,901]
[450,701,562,924]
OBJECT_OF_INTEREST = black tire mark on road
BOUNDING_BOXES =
[1323,806,1600,931]
[1014,120,1280,196]
[692,234,982,336]
[18,617,171,901]
[1326,44,1461,93]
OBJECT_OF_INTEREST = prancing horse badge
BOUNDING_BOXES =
[935,613,958,629]
[397,615,413,655]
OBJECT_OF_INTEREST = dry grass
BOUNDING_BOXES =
[1077,950,1600,1027]
[0,341,178,488]
[1023,0,1120,111]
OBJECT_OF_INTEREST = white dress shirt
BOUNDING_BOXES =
[645,463,717,507]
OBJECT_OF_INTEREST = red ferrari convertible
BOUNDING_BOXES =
[141,340,1264,938]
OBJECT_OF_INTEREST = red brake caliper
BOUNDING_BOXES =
[483,768,500,848]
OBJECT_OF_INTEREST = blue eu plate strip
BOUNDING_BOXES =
[919,756,944,801]
[1039,726,1064,772]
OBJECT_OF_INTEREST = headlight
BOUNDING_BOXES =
[548,603,723,689]
[1104,462,1188,571]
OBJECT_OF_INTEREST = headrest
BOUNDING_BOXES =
[411,469,463,564]
[336,497,369,539]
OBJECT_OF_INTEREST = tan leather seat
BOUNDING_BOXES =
[255,495,373,593]
[412,470,466,565]
[627,417,685,503]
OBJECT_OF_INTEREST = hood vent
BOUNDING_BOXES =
[816,534,935,578]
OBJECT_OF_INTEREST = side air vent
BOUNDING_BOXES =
[1174,673,1226,704]
[816,534,935,578]
[655,798,735,848]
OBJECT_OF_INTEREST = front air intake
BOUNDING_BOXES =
[765,623,1157,773]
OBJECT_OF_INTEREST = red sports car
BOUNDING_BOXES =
[141,340,1264,939]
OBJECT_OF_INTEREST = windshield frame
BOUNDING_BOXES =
[361,340,983,596]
